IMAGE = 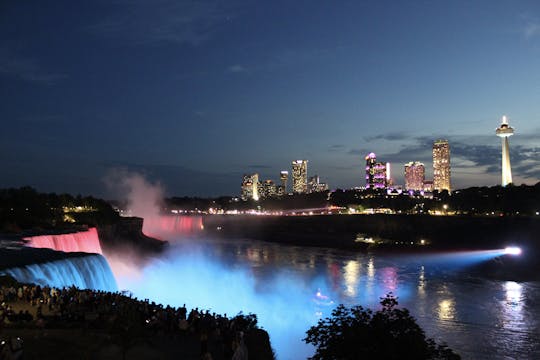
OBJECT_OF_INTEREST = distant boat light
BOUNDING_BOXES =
[504,247,522,255]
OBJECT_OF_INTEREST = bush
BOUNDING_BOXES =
[304,293,460,360]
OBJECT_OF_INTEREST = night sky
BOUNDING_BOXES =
[1,0,539,197]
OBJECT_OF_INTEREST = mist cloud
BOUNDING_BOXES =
[104,169,164,220]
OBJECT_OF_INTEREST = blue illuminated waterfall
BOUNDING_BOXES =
[1,254,117,292]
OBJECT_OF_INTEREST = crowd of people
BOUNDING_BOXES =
[0,281,260,359]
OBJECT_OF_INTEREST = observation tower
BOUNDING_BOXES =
[495,115,514,186]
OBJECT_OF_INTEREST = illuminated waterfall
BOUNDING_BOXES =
[142,215,203,239]
[1,254,117,291]
[24,228,103,254]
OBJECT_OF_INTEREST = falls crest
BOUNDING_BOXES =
[142,215,203,239]
[24,228,103,254]
[1,254,117,292]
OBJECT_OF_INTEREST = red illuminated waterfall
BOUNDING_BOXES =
[142,215,203,239]
[24,228,103,254]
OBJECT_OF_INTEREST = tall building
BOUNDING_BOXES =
[423,180,433,192]
[404,162,425,191]
[280,171,289,193]
[433,140,451,193]
[365,153,387,189]
[241,173,259,201]
[258,179,277,199]
[496,115,514,186]
[307,175,319,194]
[292,160,308,194]
[308,175,329,193]
[386,162,393,186]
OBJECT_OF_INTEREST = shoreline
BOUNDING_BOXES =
[202,214,540,281]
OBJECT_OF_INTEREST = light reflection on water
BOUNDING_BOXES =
[121,237,540,360]
[343,260,360,297]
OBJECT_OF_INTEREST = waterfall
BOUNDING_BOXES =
[1,254,117,292]
[24,228,103,254]
[142,215,203,239]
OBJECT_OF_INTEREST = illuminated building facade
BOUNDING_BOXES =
[280,171,289,193]
[259,179,277,199]
[404,162,425,191]
[292,160,308,194]
[241,173,259,201]
[423,180,433,192]
[386,163,393,186]
[307,175,329,193]
[496,115,514,186]
[433,140,451,193]
[365,153,387,189]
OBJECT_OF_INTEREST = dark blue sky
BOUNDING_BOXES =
[1,0,539,197]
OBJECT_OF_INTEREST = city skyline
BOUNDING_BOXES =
[240,137,449,198]
[1,1,539,197]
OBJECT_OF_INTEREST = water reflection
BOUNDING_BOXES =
[343,260,360,297]
[502,281,523,326]
[327,261,341,293]
[309,254,315,269]
[367,257,375,279]
[438,299,455,321]
[381,266,398,293]
[418,265,426,296]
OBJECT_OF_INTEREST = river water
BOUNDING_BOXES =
[118,235,540,359]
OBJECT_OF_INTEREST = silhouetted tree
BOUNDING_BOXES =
[304,294,460,360]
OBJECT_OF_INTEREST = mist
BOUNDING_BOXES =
[104,169,164,220]
[100,162,324,358]
[115,242,323,359]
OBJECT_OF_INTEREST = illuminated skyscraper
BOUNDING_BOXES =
[258,179,277,199]
[404,162,425,191]
[307,175,319,194]
[307,175,329,193]
[433,140,451,193]
[280,171,289,193]
[495,115,514,186]
[386,162,393,186]
[365,153,387,189]
[241,173,259,201]
[292,160,308,194]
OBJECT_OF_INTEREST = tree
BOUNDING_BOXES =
[304,294,460,360]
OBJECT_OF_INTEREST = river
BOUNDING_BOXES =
[117,234,540,359]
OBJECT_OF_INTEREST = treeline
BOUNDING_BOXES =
[168,183,540,216]
[448,183,540,215]
[0,187,119,232]
[166,192,329,212]
[2,183,539,232]
[330,184,540,215]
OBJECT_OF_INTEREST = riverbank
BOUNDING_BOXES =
[203,214,540,281]
[204,214,540,248]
